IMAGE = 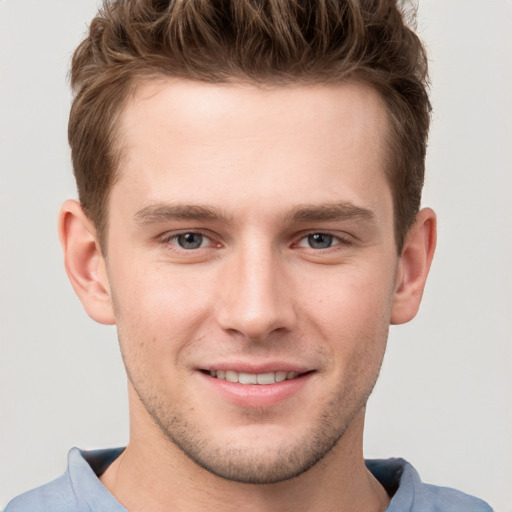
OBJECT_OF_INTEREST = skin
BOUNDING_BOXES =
[59,80,436,512]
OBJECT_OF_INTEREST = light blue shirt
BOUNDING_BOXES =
[5,447,493,511]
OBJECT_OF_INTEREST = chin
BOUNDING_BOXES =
[147,396,361,485]
[168,429,344,485]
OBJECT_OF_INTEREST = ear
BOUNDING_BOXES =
[58,200,116,325]
[391,208,437,325]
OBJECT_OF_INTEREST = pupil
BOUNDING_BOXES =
[178,233,203,249]
[308,233,333,249]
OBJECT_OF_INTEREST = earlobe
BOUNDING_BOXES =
[58,200,116,325]
[391,208,437,325]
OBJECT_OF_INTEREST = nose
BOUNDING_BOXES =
[216,244,297,341]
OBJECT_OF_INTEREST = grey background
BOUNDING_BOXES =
[1,1,511,510]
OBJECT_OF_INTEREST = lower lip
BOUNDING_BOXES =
[197,371,314,408]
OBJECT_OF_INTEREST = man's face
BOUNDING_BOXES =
[104,80,400,483]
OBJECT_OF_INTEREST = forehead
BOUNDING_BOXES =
[112,79,392,223]
[119,78,389,153]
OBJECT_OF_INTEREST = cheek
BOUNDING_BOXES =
[304,263,395,329]
[300,263,394,369]
[109,265,217,361]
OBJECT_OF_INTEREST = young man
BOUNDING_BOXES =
[5,1,493,511]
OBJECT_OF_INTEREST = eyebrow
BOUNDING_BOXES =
[134,203,233,225]
[286,202,376,224]
[133,201,375,226]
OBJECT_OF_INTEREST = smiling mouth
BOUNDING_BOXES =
[204,370,308,385]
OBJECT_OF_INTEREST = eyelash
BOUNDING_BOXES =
[295,232,352,250]
[158,230,352,252]
[159,231,218,250]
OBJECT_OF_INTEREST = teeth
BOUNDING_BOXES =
[239,372,257,384]
[208,370,302,385]
[225,370,238,383]
[256,372,275,385]
[275,371,287,382]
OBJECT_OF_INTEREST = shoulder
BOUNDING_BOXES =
[416,482,494,512]
[366,458,493,512]
[4,447,126,512]
[4,473,80,512]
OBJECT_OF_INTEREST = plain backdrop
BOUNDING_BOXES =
[1,1,511,510]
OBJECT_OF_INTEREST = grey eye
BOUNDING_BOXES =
[307,233,334,249]
[176,233,204,249]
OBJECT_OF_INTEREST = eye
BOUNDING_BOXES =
[298,233,339,249]
[174,232,208,249]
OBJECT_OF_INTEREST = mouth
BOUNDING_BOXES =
[202,369,309,385]
[198,367,314,407]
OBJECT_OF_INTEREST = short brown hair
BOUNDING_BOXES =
[69,0,430,251]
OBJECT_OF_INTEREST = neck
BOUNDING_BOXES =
[100,407,389,512]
